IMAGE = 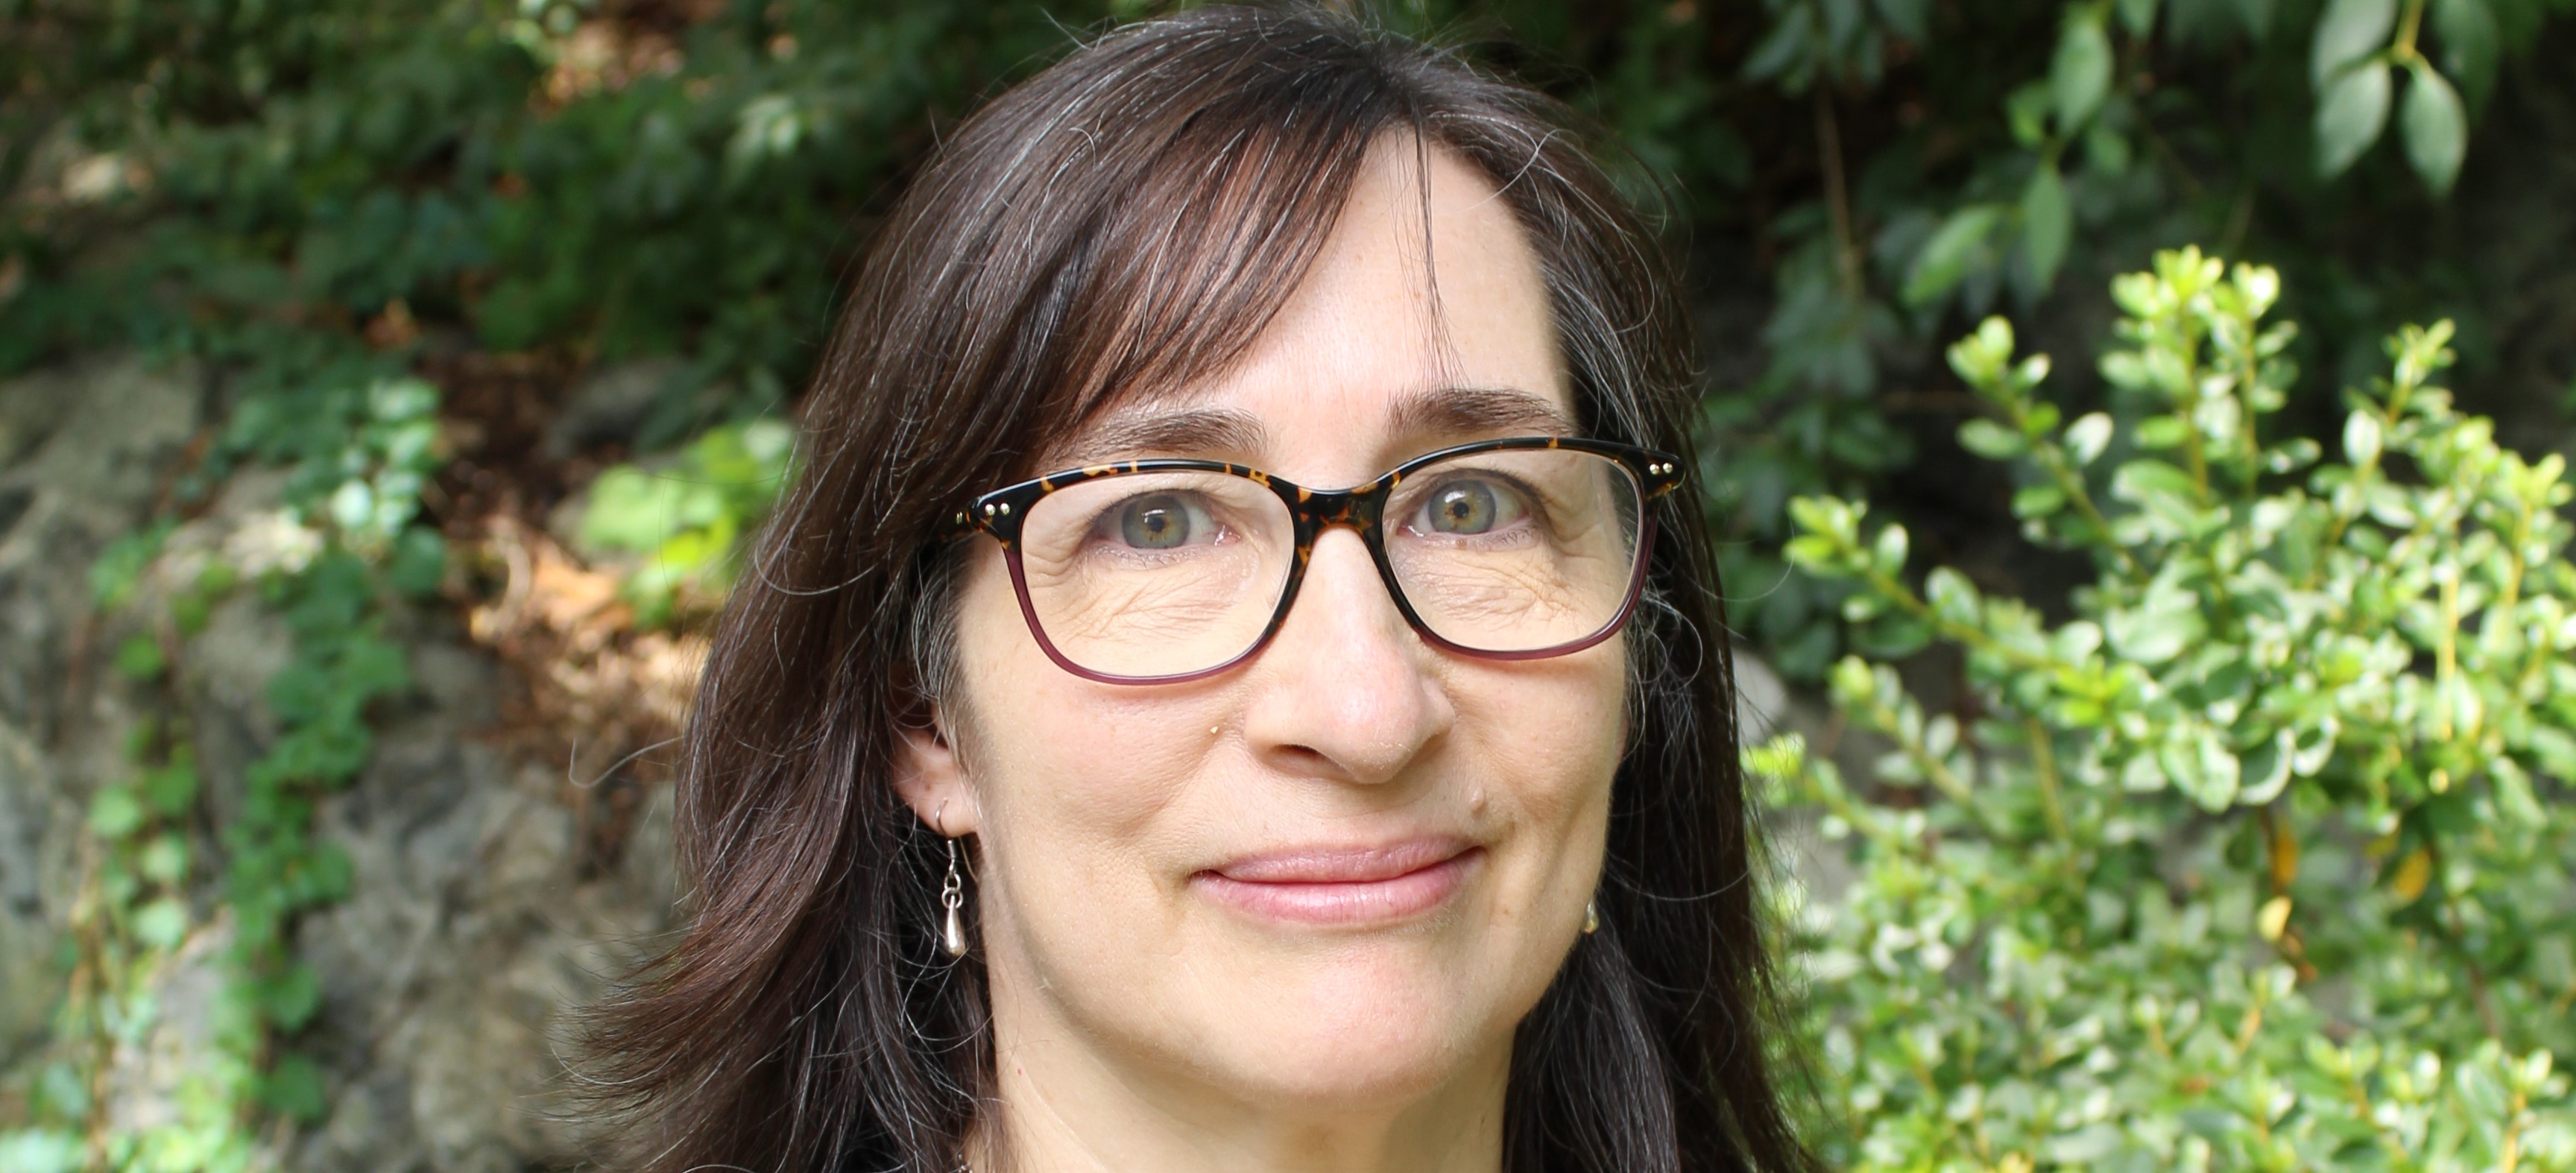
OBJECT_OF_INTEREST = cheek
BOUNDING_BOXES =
[947,551,1217,920]
[1452,639,1626,823]
[1443,638,1625,994]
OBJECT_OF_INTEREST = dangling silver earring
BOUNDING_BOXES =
[941,835,968,958]
[1582,899,1600,935]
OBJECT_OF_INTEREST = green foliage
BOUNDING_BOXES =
[578,417,795,627]
[1766,249,2575,1168]
[1638,0,2574,682]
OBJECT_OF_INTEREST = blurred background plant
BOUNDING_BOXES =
[1766,248,2573,1167]
[3,0,2572,1166]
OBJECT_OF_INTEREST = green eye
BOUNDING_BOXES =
[1118,493,1196,548]
[1423,478,1523,534]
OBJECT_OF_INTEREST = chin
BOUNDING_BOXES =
[1188,946,1512,1110]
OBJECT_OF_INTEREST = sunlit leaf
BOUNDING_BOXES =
[2020,163,2073,290]
[1904,205,2004,306]
[2051,14,2113,131]
[2316,60,2393,177]
[2311,0,2398,86]
[2401,62,2467,195]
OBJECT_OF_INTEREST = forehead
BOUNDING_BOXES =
[1056,136,1568,469]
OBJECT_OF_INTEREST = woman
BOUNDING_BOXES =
[588,5,1813,1172]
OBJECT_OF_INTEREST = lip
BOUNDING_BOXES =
[1192,837,1483,926]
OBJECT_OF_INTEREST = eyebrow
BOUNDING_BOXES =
[1055,383,1574,466]
[1058,407,1270,464]
[1386,385,1576,439]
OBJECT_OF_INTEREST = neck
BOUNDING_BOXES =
[973,973,1512,1173]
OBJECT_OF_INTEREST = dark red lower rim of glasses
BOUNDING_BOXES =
[999,519,1661,685]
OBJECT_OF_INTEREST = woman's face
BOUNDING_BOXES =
[903,140,1624,1128]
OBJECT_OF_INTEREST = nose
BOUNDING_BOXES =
[1239,528,1453,785]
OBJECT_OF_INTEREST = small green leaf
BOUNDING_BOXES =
[1788,496,1857,541]
[143,758,198,816]
[2118,0,2159,37]
[389,527,448,598]
[2012,484,2068,517]
[1925,567,1980,626]
[2345,409,2385,465]
[1851,613,1934,659]
[2241,729,2296,804]
[2020,164,2073,290]
[2065,412,2115,464]
[139,834,189,885]
[2051,15,2113,132]
[1743,7,1816,83]
[303,841,356,903]
[265,964,323,1030]
[2136,416,2190,449]
[261,1053,332,1122]
[2312,0,2399,86]
[114,633,165,683]
[2005,82,2052,148]
[2317,62,2394,177]
[88,523,171,612]
[133,898,189,950]
[2106,590,2206,665]
[1872,524,1910,576]
[2047,1125,2125,1164]
[88,788,144,838]
[35,1061,90,1118]
[0,1129,84,1173]
[2401,63,2467,195]
[1784,534,1843,569]
[1904,205,2004,306]
[1959,418,2030,459]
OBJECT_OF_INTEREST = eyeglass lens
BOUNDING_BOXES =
[1011,448,1645,679]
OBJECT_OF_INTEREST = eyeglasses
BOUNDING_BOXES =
[944,436,1685,683]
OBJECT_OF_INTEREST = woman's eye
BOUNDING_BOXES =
[1419,478,1527,535]
[1112,493,1207,549]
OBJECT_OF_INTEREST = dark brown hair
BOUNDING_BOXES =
[584,6,1815,1172]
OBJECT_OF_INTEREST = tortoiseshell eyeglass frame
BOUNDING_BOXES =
[941,435,1688,685]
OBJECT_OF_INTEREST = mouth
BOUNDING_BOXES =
[1192,837,1483,926]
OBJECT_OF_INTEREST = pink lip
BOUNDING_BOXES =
[1193,838,1483,926]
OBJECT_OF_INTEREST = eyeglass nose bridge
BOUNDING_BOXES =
[1281,477,1392,563]
[1266,475,1476,666]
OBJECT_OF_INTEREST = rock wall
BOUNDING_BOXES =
[0,355,679,1171]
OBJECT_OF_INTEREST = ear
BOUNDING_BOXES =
[892,703,980,838]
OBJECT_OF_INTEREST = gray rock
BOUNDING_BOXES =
[0,718,63,1066]
[0,354,200,1075]
[0,353,680,1170]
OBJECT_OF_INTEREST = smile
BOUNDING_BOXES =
[1192,838,1483,926]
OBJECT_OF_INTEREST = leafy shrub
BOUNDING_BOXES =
[578,417,795,627]
[1765,247,2575,1168]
